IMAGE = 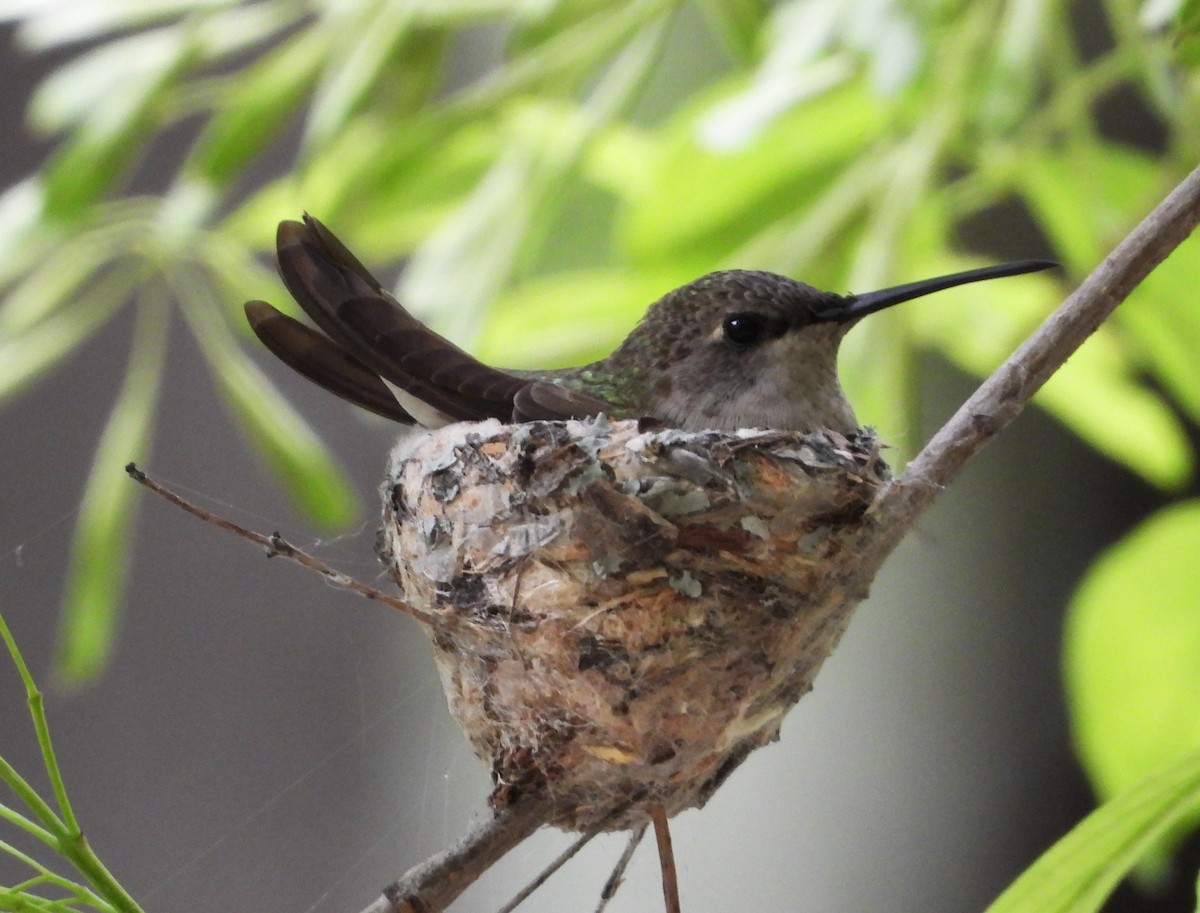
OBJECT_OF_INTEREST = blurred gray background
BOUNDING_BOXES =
[0,17,1185,913]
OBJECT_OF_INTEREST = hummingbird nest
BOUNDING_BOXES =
[379,417,888,830]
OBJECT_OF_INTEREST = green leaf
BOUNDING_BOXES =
[446,0,670,116]
[1064,502,1200,872]
[619,76,887,269]
[0,222,142,333]
[6,0,232,49]
[187,27,330,186]
[399,145,542,342]
[30,25,186,134]
[0,178,50,289]
[695,0,769,63]
[223,114,498,261]
[38,27,194,219]
[407,0,563,25]
[402,23,663,343]
[905,255,1190,489]
[57,298,168,685]
[476,266,690,367]
[301,4,417,152]
[978,0,1050,133]
[177,274,359,530]
[1114,234,1200,427]
[984,750,1200,913]
[1176,0,1200,64]
[1036,328,1191,489]
[0,269,131,406]
[1018,144,1163,273]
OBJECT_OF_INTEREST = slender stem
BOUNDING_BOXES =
[0,838,113,913]
[0,612,67,837]
[54,830,145,913]
[594,825,647,913]
[0,608,144,913]
[494,827,603,913]
[650,805,680,913]
[0,798,59,849]
[124,463,434,624]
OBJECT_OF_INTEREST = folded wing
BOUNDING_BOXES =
[244,214,615,427]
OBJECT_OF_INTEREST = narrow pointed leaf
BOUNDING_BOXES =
[187,26,330,186]
[1064,502,1200,871]
[0,271,131,407]
[57,299,168,685]
[302,4,415,152]
[985,751,1200,913]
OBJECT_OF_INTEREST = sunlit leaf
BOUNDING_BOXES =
[1064,502,1200,874]
[57,298,167,685]
[0,178,49,289]
[30,25,186,133]
[5,0,234,49]
[399,145,542,340]
[1115,234,1200,426]
[447,0,668,115]
[408,0,560,24]
[302,4,417,152]
[985,750,1200,913]
[695,0,769,63]
[504,0,616,51]
[187,27,330,186]
[403,25,661,342]
[1018,144,1163,272]
[620,77,887,268]
[476,266,689,367]
[39,28,193,219]
[1037,331,1192,488]
[0,269,131,405]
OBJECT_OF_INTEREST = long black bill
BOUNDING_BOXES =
[816,259,1057,324]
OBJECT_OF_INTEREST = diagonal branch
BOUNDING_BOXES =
[860,161,1200,563]
[123,463,435,625]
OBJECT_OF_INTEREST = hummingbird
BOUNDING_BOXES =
[244,215,1054,434]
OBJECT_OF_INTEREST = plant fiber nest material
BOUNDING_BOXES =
[379,417,888,830]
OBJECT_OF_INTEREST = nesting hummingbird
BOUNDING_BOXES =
[245,215,1054,434]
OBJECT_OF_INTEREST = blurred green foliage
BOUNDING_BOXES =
[1,0,1200,904]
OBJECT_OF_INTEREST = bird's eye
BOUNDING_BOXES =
[722,313,766,346]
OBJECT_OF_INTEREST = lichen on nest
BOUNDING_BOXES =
[379,417,889,830]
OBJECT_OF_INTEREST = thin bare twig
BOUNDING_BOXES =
[494,828,602,913]
[650,805,680,913]
[124,463,434,624]
[595,825,647,913]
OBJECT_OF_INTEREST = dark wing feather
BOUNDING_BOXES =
[511,380,618,422]
[244,300,414,422]
[275,215,527,423]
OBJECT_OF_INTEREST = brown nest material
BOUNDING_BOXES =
[379,417,889,830]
